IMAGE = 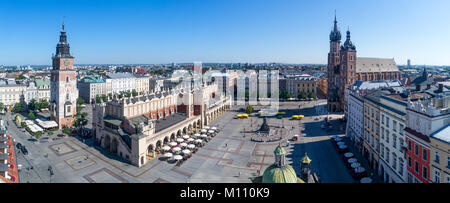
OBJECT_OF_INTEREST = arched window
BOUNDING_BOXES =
[66,76,69,83]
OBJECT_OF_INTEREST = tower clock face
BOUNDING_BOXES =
[64,59,70,66]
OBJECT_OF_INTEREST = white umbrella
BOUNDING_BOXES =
[183,135,190,139]
[200,134,207,138]
[360,177,372,183]
[211,127,217,130]
[344,152,354,158]
[204,126,210,129]
[201,129,207,133]
[355,167,366,173]
[176,138,184,143]
[194,133,201,137]
[337,142,345,145]
[173,155,183,160]
[195,139,203,143]
[164,153,173,158]
[351,162,361,168]
[182,149,191,154]
[208,130,215,134]
[188,144,196,149]
[162,146,171,151]
[334,137,342,141]
[169,142,178,147]
[173,147,181,152]
[180,143,188,147]
[187,138,195,142]
[339,145,347,149]
[348,158,358,163]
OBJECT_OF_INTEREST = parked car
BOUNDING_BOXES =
[21,146,28,155]
[16,142,22,149]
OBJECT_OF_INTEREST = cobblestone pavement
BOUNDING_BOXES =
[4,100,356,183]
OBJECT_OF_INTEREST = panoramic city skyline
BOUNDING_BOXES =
[1,0,450,66]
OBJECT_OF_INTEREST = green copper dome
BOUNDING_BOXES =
[273,145,286,156]
[262,165,298,183]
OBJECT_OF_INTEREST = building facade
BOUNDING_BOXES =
[405,97,450,183]
[285,74,318,99]
[378,94,408,183]
[429,125,450,183]
[50,22,79,129]
[77,76,107,103]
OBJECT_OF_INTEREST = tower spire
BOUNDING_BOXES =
[62,16,65,30]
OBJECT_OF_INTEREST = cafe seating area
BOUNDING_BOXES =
[331,136,371,183]
[161,126,220,166]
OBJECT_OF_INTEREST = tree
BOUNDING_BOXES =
[77,98,85,106]
[246,105,254,114]
[38,99,49,110]
[28,99,37,110]
[298,92,307,100]
[14,103,23,112]
[28,112,35,119]
[62,127,70,135]
[21,122,27,128]
[96,95,102,103]
[308,92,316,99]
[74,112,88,137]
[101,94,107,102]
[132,89,138,97]
[0,102,4,111]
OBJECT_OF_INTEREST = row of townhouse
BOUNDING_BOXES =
[346,80,450,183]
[78,73,164,103]
[0,78,50,111]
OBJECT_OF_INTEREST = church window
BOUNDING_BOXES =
[66,76,69,83]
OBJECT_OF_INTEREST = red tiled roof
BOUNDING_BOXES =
[0,135,19,183]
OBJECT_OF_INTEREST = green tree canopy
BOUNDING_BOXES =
[246,105,254,114]
[28,112,35,119]
[308,92,316,99]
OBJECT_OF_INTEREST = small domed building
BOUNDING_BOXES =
[250,145,319,183]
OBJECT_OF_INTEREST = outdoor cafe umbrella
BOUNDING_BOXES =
[211,127,217,131]
[351,162,361,168]
[355,167,366,173]
[195,139,203,143]
[173,147,181,152]
[339,145,347,150]
[169,142,178,147]
[182,149,191,154]
[188,144,196,149]
[337,142,345,146]
[176,138,184,143]
[164,152,173,158]
[208,130,215,134]
[194,133,201,137]
[200,134,208,138]
[201,129,207,133]
[162,146,171,151]
[348,158,358,163]
[344,152,354,158]
[173,155,183,160]
[204,126,210,129]
[183,135,190,139]
[334,137,342,142]
[180,143,188,147]
[360,177,372,183]
[187,138,195,142]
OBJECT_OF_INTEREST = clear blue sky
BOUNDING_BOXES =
[1,0,449,66]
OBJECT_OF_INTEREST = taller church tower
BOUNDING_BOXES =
[327,13,342,112]
[50,21,78,129]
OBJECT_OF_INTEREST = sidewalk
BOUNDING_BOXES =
[343,136,383,183]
